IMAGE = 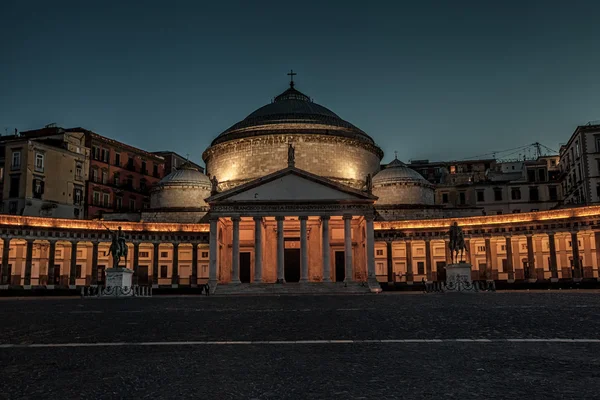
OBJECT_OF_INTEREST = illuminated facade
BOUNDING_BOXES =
[1,82,598,291]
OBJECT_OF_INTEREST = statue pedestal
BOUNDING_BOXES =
[103,268,134,297]
[445,262,476,292]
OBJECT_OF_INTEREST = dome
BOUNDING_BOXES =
[150,162,211,210]
[156,162,210,187]
[372,158,435,205]
[211,85,376,146]
[372,158,430,185]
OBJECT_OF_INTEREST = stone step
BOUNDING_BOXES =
[214,282,372,296]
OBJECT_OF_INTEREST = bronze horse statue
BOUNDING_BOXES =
[448,222,468,264]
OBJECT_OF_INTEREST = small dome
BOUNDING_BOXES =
[372,158,430,184]
[157,162,210,187]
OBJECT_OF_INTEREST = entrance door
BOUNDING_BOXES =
[137,266,149,285]
[97,265,106,285]
[284,249,300,282]
[240,252,251,283]
[335,251,345,282]
[53,265,61,284]
[436,261,446,282]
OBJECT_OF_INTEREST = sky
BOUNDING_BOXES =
[1,0,599,166]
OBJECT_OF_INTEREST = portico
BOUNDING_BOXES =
[205,166,378,289]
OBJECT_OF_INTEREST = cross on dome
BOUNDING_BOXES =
[287,69,297,88]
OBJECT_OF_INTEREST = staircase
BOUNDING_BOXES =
[214,282,373,296]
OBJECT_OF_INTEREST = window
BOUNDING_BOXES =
[529,187,539,201]
[32,179,44,199]
[129,198,136,210]
[75,163,83,180]
[127,157,135,171]
[510,188,521,200]
[477,245,486,253]
[74,188,82,205]
[102,193,110,207]
[91,168,98,183]
[549,186,558,201]
[576,141,581,158]
[140,179,147,191]
[459,192,466,205]
[114,172,120,186]
[500,245,506,251]
[201,252,208,258]
[550,159,556,166]
[101,148,109,163]
[102,170,108,184]
[75,265,82,278]
[376,262,385,275]
[568,240,581,248]
[449,165,456,174]
[521,243,527,250]
[9,176,20,198]
[376,249,383,256]
[92,146,100,160]
[494,188,502,201]
[35,153,44,172]
[153,164,159,177]
[11,150,21,169]
[527,169,536,182]
[161,251,168,258]
[417,261,424,275]
[116,197,122,210]
[8,201,17,214]
[139,251,149,258]
[476,191,484,202]
[442,193,449,203]
[115,153,121,166]
[538,169,546,182]
[141,161,147,174]
[126,177,134,189]
[160,265,168,278]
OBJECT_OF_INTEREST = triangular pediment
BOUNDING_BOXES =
[207,167,376,203]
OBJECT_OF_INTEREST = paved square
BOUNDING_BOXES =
[1,292,599,399]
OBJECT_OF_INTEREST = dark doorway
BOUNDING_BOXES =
[137,265,149,285]
[53,265,61,285]
[284,249,300,282]
[436,261,446,281]
[335,251,345,282]
[240,252,251,283]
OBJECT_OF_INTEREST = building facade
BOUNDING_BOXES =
[0,82,598,292]
[153,151,204,175]
[0,127,89,219]
[559,123,600,205]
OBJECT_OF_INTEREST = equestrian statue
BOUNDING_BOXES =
[448,221,468,264]
[106,225,128,268]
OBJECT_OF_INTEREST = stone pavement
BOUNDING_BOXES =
[1,293,599,399]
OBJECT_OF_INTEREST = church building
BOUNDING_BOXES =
[0,77,599,293]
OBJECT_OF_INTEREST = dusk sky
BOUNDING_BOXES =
[1,0,599,166]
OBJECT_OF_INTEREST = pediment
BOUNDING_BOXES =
[207,167,375,203]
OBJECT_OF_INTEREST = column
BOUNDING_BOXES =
[152,243,159,285]
[24,239,33,286]
[343,214,353,282]
[595,231,600,278]
[191,242,198,286]
[405,240,413,283]
[91,241,99,285]
[69,241,78,286]
[321,216,331,282]
[366,215,375,281]
[505,236,514,281]
[253,217,263,283]
[1,238,10,285]
[386,241,394,284]
[548,233,558,279]
[444,239,451,265]
[526,234,535,280]
[424,239,432,281]
[276,216,285,283]
[132,242,140,285]
[209,218,218,287]
[571,231,581,278]
[484,237,492,280]
[231,216,241,283]
[47,240,56,286]
[299,216,309,282]
[171,242,179,285]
